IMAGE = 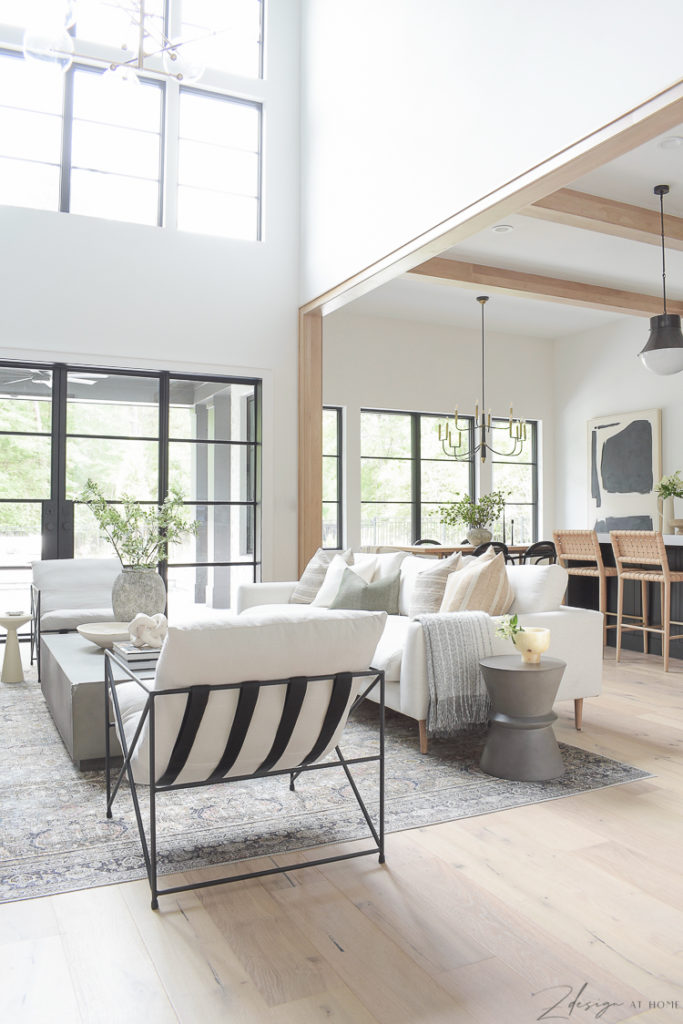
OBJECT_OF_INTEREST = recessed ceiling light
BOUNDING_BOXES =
[492,224,514,233]
[659,136,683,150]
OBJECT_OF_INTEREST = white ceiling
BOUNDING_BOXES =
[337,122,683,338]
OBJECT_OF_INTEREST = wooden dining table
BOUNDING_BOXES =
[395,544,528,562]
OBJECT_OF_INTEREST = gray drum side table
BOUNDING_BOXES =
[479,655,566,782]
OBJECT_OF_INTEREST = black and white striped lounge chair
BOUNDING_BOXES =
[105,609,387,909]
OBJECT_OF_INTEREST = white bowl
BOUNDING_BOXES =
[77,622,131,649]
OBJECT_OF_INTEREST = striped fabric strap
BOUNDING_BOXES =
[257,677,308,773]
[157,686,210,786]
[301,672,353,765]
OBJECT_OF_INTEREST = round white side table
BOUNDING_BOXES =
[0,613,31,683]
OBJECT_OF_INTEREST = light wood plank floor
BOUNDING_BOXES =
[2,648,683,1023]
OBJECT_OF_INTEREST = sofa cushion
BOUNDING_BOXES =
[289,548,352,604]
[311,554,376,607]
[154,608,387,689]
[330,567,400,614]
[439,552,514,616]
[41,607,115,630]
[120,608,387,785]
[32,558,120,613]
[406,552,464,617]
[506,564,568,613]
[369,613,411,682]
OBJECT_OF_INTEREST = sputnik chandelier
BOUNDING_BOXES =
[23,1,206,84]
[438,295,527,464]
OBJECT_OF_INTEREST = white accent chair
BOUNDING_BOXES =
[105,608,387,909]
[31,558,120,675]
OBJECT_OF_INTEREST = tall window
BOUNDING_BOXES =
[177,88,260,239]
[360,410,473,547]
[0,362,261,628]
[322,406,342,549]
[490,419,538,545]
[0,1,264,237]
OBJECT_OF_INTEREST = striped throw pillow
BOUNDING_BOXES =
[439,551,514,616]
[407,552,463,617]
[289,548,353,604]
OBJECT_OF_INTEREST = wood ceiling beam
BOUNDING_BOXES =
[408,257,683,317]
[523,188,683,250]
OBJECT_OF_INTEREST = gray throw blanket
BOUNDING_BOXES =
[414,611,495,736]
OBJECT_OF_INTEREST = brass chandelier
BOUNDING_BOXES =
[438,295,527,463]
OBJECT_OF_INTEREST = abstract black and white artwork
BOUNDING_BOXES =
[588,409,661,532]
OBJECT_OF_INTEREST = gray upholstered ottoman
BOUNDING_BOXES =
[40,634,129,769]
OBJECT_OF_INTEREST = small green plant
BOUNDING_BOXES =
[81,479,198,568]
[437,490,508,531]
[495,614,525,641]
[655,471,683,500]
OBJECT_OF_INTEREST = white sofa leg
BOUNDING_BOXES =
[418,719,429,754]
[574,698,583,731]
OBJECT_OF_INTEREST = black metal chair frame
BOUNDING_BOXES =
[104,653,385,910]
[30,583,75,679]
[520,541,557,565]
[472,541,514,563]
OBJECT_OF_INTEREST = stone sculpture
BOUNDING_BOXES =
[128,612,168,649]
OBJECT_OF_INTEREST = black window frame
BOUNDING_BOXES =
[0,358,262,616]
[322,405,343,549]
[490,417,539,546]
[0,0,264,240]
[360,408,476,546]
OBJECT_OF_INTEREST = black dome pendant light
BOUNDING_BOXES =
[638,184,683,375]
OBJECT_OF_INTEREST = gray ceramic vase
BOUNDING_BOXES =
[466,528,492,546]
[112,567,166,622]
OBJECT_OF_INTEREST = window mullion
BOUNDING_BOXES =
[59,65,74,211]
[411,414,420,546]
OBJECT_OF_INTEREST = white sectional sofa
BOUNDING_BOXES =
[237,552,604,752]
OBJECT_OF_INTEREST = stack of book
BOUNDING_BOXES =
[112,640,161,675]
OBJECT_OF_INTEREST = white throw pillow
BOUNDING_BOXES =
[352,551,406,581]
[507,564,568,614]
[439,552,514,616]
[312,554,376,607]
[369,550,408,581]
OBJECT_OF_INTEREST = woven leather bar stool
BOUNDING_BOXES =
[610,530,683,672]
[553,530,617,646]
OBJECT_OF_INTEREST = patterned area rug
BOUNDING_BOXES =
[0,674,650,902]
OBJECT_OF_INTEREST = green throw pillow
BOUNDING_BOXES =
[329,567,400,614]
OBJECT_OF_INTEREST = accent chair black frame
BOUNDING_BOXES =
[104,654,385,910]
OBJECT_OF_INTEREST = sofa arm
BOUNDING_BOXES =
[236,581,297,613]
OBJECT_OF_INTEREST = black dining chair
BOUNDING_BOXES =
[520,540,557,564]
[472,541,513,563]
[412,539,441,546]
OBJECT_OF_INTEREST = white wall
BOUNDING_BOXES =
[554,317,683,528]
[324,311,556,546]
[301,0,683,303]
[0,1,301,582]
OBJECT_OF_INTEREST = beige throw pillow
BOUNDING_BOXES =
[289,548,352,604]
[439,551,514,616]
[407,552,463,617]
